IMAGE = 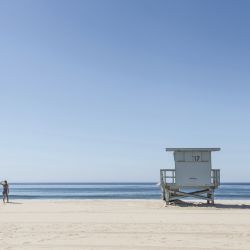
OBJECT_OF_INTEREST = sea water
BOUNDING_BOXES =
[5,182,250,200]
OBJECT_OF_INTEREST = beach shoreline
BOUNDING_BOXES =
[1,199,250,249]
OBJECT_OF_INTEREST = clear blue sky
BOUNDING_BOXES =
[0,0,249,182]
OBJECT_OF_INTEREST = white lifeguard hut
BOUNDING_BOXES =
[160,148,221,204]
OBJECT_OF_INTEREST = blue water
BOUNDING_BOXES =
[5,183,250,200]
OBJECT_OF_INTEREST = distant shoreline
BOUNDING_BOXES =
[3,182,250,200]
[8,182,250,184]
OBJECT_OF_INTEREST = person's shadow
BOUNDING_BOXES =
[5,201,23,205]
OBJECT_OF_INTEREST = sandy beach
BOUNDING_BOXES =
[0,200,250,250]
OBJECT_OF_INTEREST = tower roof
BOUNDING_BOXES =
[166,148,220,152]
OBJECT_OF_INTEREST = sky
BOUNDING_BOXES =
[0,0,249,182]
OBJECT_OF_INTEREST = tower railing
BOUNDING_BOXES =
[211,169,220,187]
[160,169,175,185]
[160,169,220,187]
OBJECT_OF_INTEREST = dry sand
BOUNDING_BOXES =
[0,200,250,250]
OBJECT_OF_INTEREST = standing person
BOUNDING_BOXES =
[1,180,9,203]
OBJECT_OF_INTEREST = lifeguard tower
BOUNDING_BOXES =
[160,148,220,204]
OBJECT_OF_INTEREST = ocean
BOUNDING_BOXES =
[5,182,250,200]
